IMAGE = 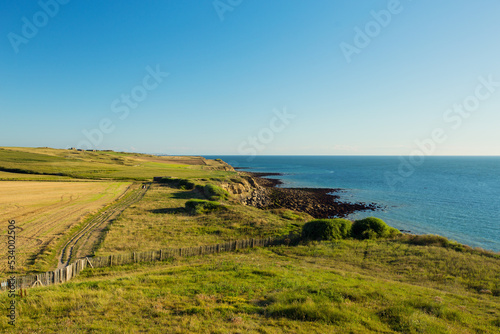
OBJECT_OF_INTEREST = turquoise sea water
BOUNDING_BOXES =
[204,156,500,252]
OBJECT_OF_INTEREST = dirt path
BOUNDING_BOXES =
[57,183,151,269]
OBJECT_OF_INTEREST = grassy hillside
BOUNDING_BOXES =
[0,147,499,333]
[0,147,233,180]
[0,241,499,333]
[97,183,308,255]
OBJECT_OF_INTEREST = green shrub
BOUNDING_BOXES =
[204,184,229,201]
[351,217,400,240]
[185,199,225,215]
[302,219,352,241]
[157,177,196,190]
[179,179,196,190]
[388,227,402,238]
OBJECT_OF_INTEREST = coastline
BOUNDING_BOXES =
[240,171,381,219]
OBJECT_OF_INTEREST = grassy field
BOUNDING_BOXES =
[0,147,234,181]
[0,171,73,181]
[0,181,131,275]
[0,241,499,333]
[0,146,499,333]
[0,147,238,276]
[97,183,309,255]
[0,147,239,275]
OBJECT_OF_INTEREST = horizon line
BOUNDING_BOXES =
[2,147,499,158]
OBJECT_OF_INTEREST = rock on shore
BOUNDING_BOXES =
[237,172,381,219]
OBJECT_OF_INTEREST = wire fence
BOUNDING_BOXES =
[0,236,290,291]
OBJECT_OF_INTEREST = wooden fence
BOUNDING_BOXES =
[1,236,289,291]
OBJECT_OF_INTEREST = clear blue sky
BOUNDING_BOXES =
[1,0,500,155]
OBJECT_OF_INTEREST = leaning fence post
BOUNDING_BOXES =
[85,257,94,268]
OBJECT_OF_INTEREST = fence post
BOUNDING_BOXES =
[4,234,291,292]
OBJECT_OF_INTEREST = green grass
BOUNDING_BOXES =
[1,242,499,333]
[0,147,235,181]
[2,146,499,333]
[0,171,73,181]
[96,184,306,254]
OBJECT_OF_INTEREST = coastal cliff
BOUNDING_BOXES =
[220,170,380,219]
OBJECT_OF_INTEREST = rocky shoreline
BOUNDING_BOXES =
[241,171,382,219]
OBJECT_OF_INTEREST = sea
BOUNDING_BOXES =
[204,155,500,253]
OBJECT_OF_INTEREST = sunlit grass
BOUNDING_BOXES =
[97,184,307,255]
[0,147,235,181]
[1,243,499,333]
[1,146,499,333]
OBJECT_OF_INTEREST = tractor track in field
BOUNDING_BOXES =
[57,183,151,269]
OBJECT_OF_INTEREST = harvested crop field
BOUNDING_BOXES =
[0,181,131,276]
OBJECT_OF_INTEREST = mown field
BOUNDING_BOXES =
[0,181,131,275]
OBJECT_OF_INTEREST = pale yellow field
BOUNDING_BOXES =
[0,181,131,275]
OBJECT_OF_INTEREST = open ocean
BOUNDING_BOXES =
[204,156,500,252]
